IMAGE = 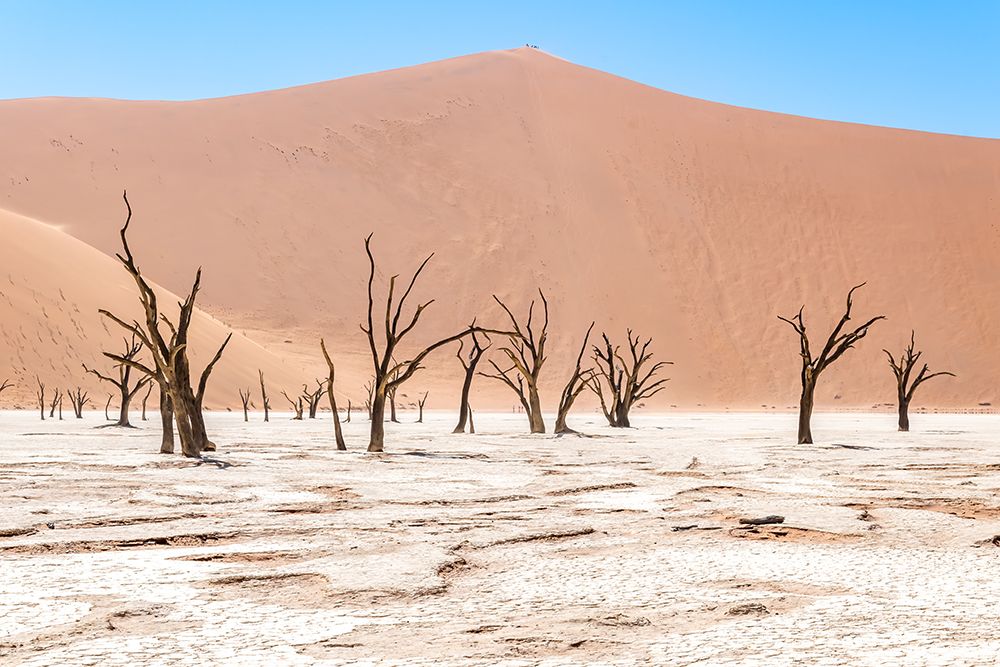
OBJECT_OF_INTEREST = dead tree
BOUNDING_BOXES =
[141,383,152,421]
[468,405,476,434]
[453,330,491,433]
[359,233,502,452]
[587,330,671,428]
[281,390,304,420]
[100,191,231,457]
[555,323,595,434]
[481,291,549,434]
[388,385,399,422]
[49,389,63,420]
[156,381,173,454]
[363,379,374,420]
[238,387,252,422]
[36,378,45,421]
[84,335,152,428]
[346,399,352,423]
[417,391,429,423]
[884,331,955,432]
[301,380,325,419]
[320,339,347,451]
[68,387,90,418]
[104,394,113,421]
[778,283,885,444]
[258,370,271,422]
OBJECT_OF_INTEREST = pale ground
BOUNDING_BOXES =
[1,410,999,666]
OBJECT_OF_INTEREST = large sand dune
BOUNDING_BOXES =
[1,47,998,409]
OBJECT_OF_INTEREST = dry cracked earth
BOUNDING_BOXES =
[1,411,999,666]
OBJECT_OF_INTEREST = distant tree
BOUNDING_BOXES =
[359,233,502,452]
[555,323,595,434]
[258,370,271,422]
[453,330,491,433]
[302,380,325,419]
[49,389,63,420]
[35,378,45,421]
[417,391,429,423]
[67,387,90,418]
[481,290,548,434]
[319,339,347,451]
[238,387,252,422]
[84,334,152,428]
[587,330,671,428]
[141,383,153,421]
[884,331,955,432]
[778,283,885,444]
[281,389,304,420]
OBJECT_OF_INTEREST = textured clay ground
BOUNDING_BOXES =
[1,411,999,666]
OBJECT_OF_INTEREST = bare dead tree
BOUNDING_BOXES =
[141,382,153,421]
[320,339,347,451]
[884,331,955,432]
[84,334,152,428]
[388,385,399,423]
[346,399,352,423]
[302,380,325,419]
[453,330,491,433]
[480,290,548,434]
[468,405,475,434]
[417,391,429,423]
[555,322,595,434]
[49,389,63,420]
[36,378,45,421]
[99,191,231,457]
[156,381,173,454]
[104,394,113,421]
[281,390,304,420]
[363,379,374,420]
[359,233,503,452]
[587,330,671,428]
[778,283,885,444]
[68,387,90,418]
[238,387,252,422]
[258,370,271,422]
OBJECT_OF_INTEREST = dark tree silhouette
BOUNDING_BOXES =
[320,339,347,451]
[359,233,502,452]
[302,380,325,419]
[35,378,45,421]
[141,382,153,421]
[884,331,955,432]
[555,323,595,434]
[68,387,90,418]
[481,290,548,434]
[258,370,271,422]
[417,391,429,423]
[238,387,252,422]
[281,390,304,420]
[100,191,231,456]
[778,283,885,444]
[84,334,152,428]
[49,389,63,420]
[453,330,491,433]
[587,330,671,427]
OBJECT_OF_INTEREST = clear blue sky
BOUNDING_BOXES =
[2,1,998,137]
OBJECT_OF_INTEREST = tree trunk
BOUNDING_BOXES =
[797,380,815,444]
[453,367,475,433]
[116,386,132,427]
[368,391,387,452]
[418,403,424,423]
[898,395,910,432]
[389,392,398,423]
[468,406,475,434]
[527,385,545,434]
[159,391,175,454]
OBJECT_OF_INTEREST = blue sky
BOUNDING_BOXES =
[2,1,998,137]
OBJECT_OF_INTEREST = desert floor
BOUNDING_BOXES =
[1,411,999,666]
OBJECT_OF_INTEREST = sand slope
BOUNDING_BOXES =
[0,207,303,408]
[1,47,998,408]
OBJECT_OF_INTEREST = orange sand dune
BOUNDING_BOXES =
[0,207,304,408]
[1,47,998,410]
